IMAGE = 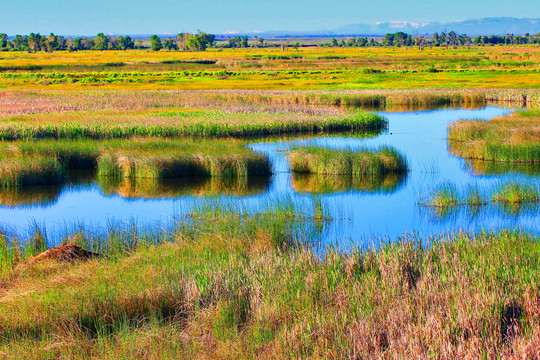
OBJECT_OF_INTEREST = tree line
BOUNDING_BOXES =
[326,31,540,49]
[0,31,215,52]
[1,31,539,53]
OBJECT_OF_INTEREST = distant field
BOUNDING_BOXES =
[0,46,539,89]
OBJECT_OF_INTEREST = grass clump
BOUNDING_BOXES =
[492,181,540,204]
[97,151,271,180]
[420,181,539,207]
[0,156,63,187]
[0,139,273,187]
[288,146,408,176]
[449,110,540,164]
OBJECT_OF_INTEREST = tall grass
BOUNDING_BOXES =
[419,181,539,207]
[0,157,63,187]
[0,139,273,187]
[0,208,538,357]
[97,151,271,180]
[449,110,540,163]
[0,111,385,140]
[288,146,408,176]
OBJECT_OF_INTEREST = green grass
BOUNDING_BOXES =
[0,156,64,188]
[420,181,539,207]
[0,203,538,358]
[449,110,540,164]
[0,139,272,187]
[288,146,408,176]
[0,111,385,140]
[492,182,540,204]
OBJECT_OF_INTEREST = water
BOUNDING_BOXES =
[1,106,539,247]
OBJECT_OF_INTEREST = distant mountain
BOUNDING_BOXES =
[333,18,540,36]
[220,17,540,38]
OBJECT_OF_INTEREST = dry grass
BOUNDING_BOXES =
[449,110,540,163]
[0,210,538,358]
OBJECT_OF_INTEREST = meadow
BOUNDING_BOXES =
[0,46,540,90]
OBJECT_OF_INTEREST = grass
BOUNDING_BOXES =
[419,181,540,207]
[0,139,272,187]
[0,156,64,188]
[449,110,540,164]
[288,146,408,176]
[0,203,538,358]
[1,46,540,90]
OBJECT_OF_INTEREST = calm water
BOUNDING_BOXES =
[1,106,539,246]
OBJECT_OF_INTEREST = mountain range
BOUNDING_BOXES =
[221,18,540,38]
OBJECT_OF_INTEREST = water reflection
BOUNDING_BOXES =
[98,176,271,200]
[292,173,406,195]
[462,160,540,177]
[420,202,540,223]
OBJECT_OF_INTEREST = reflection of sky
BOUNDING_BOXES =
[0,106,539,248]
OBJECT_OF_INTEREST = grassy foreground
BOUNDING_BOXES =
[449,110,540,164]
[0,203,539,358]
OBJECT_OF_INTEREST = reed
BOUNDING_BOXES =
[0,157,64,188]
[492,182,540,204]
[288,146,408,176]
[0,139,273,187]
[97,151,272,179]
[420,181,539,207]
[449,110,540,164]
[0,208,538,358]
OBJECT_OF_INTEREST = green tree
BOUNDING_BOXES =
[0,33,7,49]
[150,35,162,51]
[163,38,178,50]
[93,33,110,51]
[45,33,58,52]
[117,36,134,50]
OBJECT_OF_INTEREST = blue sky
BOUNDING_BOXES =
[2,0,540,35]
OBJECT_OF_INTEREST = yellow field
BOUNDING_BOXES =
[0,46,539,90]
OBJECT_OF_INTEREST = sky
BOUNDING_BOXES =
[1,0,540,35]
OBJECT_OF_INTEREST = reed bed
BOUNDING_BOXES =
[0,138,272,187]
[0,204,538,358]
[419,181,540,208]
[2,89,540,119]
[288,146,408,176]
[449,110,540,164]
[97,151,271,180]
[0,156,64,188]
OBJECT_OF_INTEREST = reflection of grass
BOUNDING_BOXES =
[292,173,405,194]
[99,176,270,199]
[288,146,408,176]
[449,110,540,164]
[0,206,539,356]
[463,160,540,177]
[0,185,60,208]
